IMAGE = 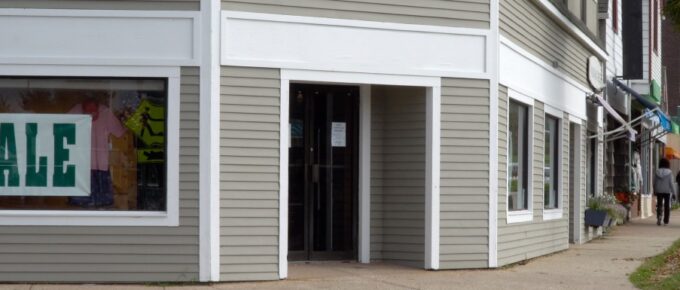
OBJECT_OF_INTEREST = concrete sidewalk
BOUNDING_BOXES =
[2,212,680,290]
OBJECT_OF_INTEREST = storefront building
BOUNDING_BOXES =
[0,0,614,283]
[608,0,671,219]
[0,0,204,282]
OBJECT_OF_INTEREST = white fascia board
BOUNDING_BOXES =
[534,0,608,59]
[222,11,490,79]
[0,9,200,66]
[500,36,589,121]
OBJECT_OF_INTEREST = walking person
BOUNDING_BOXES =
[654,158,676,226]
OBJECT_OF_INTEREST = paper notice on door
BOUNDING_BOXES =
[331,122,346,147]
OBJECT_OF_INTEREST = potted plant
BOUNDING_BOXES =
[614,187,638,222]
[585,195,622,227]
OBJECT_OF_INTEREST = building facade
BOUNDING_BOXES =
[0,0,620,283]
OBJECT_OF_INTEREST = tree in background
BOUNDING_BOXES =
[666,0,680,30]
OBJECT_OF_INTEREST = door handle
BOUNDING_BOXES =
[312,164,320,184]
[312,164,320,210]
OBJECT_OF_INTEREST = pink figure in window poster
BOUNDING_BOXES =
[68,99,126,207]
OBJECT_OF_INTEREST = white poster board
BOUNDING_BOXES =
[331,122,346,147]
[0,114,91,196]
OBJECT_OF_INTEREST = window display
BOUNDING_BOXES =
[0,77,167,211]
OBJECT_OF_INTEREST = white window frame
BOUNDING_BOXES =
[507,90,534,224]
[0,65,180,227]
[543,106,564,221]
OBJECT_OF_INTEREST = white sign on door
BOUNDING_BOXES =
[331,122,346,147]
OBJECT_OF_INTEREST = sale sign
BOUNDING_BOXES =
[0,114,91,196]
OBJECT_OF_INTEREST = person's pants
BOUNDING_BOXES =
[69,170,114,207]
[656,193,671,224]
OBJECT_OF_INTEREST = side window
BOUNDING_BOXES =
[544,115,560,209]
[508,100,530,211]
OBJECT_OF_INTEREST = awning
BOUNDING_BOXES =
[593,95,637,141]
[665,147,680,160]
[613,78,672,132]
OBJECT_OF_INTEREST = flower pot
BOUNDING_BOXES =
[585,209,609,227]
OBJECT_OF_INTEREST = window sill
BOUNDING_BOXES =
[0,210,179,227]
[507,210,533,224]
[543,208,563,221]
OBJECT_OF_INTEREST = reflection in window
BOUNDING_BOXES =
[544,115,560,209]
[508,101,529,211]
[0,77,167,211]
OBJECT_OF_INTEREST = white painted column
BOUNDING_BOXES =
[488,0,500,268]
[425,86,441,270]
[199,0,221,282]
[279,78,290,279]
[570,121,583,244]
[359,85,372,264]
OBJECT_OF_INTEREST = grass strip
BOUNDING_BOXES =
[630,238,680,290]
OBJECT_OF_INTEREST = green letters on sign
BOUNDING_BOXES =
[25,123,47,187]
[53,123,76,187]
[0,123,19,187]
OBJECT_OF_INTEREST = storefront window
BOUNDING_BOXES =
[544,115,559,209]
[508,101,529,211]
[0,77,167,211]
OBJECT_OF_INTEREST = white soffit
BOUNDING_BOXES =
[500,39,588,120]
[0,9,200,66]
[222,11,489,78]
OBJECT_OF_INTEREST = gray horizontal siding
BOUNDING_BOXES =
[498,85,508,229]
[497,100,569,267]
[439,78,490,269]
[500,0,593,88]
[371,86,426,267]
[0,0,199,10]
[222,0,490,29]
[0,67,200,282]
[220,66,280,282]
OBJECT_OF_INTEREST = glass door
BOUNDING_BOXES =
[288,83,358,261]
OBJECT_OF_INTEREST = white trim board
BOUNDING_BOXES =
[534,0,608,59]
[279,78,290,280]
[488,0,500,268]
[0,65,181,227]
[500,36,589,121]
[198,0,220,282]
[358,85,372,264]
[0,9,200,66]
[279,69,442,272]
[222,11,490,79]
[425,86,442,270]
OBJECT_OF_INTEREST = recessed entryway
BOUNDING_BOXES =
[279,70,442,278]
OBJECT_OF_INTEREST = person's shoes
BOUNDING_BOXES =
[658,219,662,226]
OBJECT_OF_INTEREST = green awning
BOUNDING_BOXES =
[644,79,662,104]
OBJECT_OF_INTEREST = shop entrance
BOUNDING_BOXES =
[288,83,359,261]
